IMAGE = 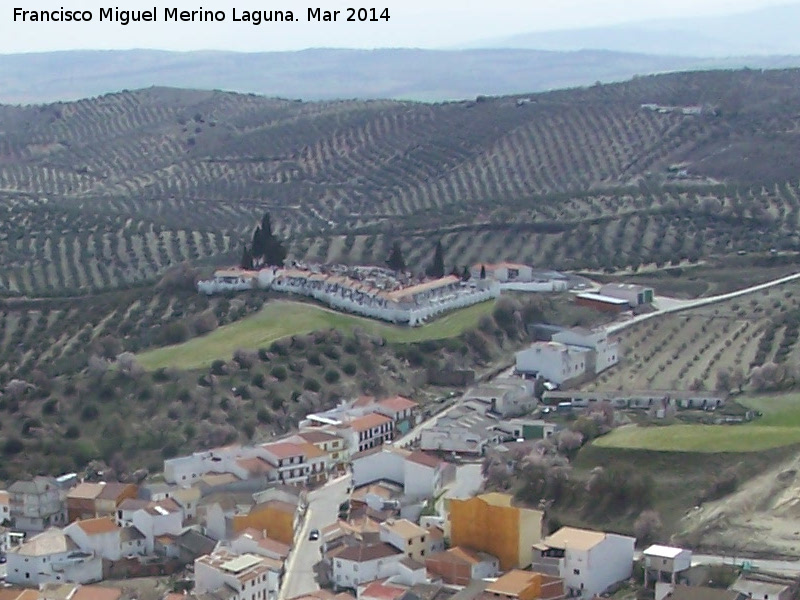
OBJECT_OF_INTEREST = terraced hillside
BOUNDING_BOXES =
[585,279,800,391]
[4,69,800,296]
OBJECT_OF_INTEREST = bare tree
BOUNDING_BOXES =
[116,352,143,377]
[87,355,108,376]
[556,430,584,454]
[634,509,663,544]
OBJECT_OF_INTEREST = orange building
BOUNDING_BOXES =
[483,570,564,600]
[232,499,298,544]
[448,492,543,570]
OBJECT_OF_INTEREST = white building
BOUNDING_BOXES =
[0,490,9,524]
[6,528,102,586]
[550,327,620,374]
[515,342,591,385]
[463,379,536,417]
[644,545,692,587]
[350,447,446,499]
[64,518,126,561]
[532,526,635,597]
[598,283,654,307]
[342,413,394,453]
[197,269,259,295]
[332,542,403,590]
[419,426,487,455]
[258,441,312,486]
[195,549,282,600]
[128,499,184,553]
[403,451,445,500]
[231,529,291,562]
[8,477,67,533]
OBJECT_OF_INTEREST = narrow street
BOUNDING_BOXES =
[279,474,350,600]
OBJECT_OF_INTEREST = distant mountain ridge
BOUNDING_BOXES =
[475,3,800,57]
[3,47,800,104]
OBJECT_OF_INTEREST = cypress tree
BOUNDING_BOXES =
[386,242,406,272]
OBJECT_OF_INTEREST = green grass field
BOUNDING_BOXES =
[138,299,495,371]
[593,423,800,452]
[738,393,800,427]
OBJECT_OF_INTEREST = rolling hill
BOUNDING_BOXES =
[3,69,800,300]
[478,3,800,57]
[2,48,800,105]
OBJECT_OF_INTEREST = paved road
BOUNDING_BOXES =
[279,474,350,600]
[691,553,800,575]
[605,271,800,335]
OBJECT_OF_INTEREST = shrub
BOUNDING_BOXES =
[343,361,357,376]
[324,369,340,384]
[271,366,288,381]
[159,322,190,345]
[323,346,340,360]
[3,437,24,455]
[257,407,272,424]
[42,398,58,415]
[211,360,227,375]
[303,378,321,392]
[252,373,266,388]
[161,443,179,458]
[258,348,271,361]
[192,310,218,335]
[65,424,80,439]
[234,348,258,370]
[81,403,99,421]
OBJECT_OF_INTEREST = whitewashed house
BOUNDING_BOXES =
[195,549,282,600]
[332,542,403,590]
[64,518,125,561]
[531,526,635,597]
[515,342,592,385]
[6,528,102,586]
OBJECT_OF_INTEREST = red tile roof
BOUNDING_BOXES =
[349,413,392,433]
[261,441,306,459]
[377,396,417,413]
[405,451,442,469]
[75,517,119,536]
[359,580,407,600]
[336,542,400,562]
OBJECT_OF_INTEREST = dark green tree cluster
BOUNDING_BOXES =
[241,212,287,269]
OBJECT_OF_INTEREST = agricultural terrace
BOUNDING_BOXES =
[137,299,496,370]
[583,279,800,391]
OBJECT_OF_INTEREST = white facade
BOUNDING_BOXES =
[9,477,67,533]
[6,529,102,586]
[332,544,403,589]
[551,328,619,374]
[351,448,405,489]
[197,270,258,295]
[403,457,442,499]
[131,507,183,553]
[598,283,653,307]
[644,545,692,586]
[464,380,536,417]
[515,342,591,384]
[533,528,635,598]
[195,550,281,600]
[63,521,123,561]
[164,445,260,486]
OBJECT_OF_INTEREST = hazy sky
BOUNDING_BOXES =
[0,0,792,53]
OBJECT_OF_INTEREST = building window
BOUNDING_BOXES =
[573,569,580,575]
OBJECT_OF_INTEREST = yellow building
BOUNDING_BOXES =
[232,499,298,544]
[448,492,543,570]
